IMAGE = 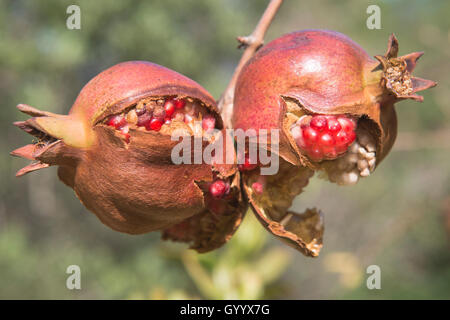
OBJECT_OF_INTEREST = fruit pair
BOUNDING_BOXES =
[11,30,436,256]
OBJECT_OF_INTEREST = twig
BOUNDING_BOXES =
[218,0,284,128]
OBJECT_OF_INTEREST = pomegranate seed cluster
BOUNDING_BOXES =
[105,97,217,142]
[291,114,357,162]
[321,128,377,185]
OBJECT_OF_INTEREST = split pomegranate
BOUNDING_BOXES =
[11,61,246,253]
[233,30,436,256]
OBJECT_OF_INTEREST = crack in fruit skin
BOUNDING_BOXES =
[292,114,357,162]
[105,97,217,141]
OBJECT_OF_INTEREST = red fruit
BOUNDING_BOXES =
[209,180,230,199]
[12,61,245,254]
[164,100,175,117]
[174,98,186,109]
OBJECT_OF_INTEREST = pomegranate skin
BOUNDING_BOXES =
[12,61,246,252]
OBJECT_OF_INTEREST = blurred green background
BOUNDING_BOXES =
[0,0,449,299]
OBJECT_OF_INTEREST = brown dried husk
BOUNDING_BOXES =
[11,61,248,253]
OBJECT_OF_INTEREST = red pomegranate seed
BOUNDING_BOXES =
[107,115,127,129]
[319,132,335,146]
[174,98,186,109]
[164,100,175,117]
[309,147,322,161]
[327,117,342,133]
[293,114,357,162]
[202,114,216,131]
[335,130,349,145]
[310,116,327,132]
[302,127,318,146]
[164,117,171,125]
[337,117,356,132]
[146,118,163,131]
[209,180,230,199]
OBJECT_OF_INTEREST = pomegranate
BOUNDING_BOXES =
[11,61,246,253]
[233,30,436,256]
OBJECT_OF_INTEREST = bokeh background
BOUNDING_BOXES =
[0,0,449,299]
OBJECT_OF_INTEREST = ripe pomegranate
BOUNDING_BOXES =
[11,61,246,253]
[233,30,436,256]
